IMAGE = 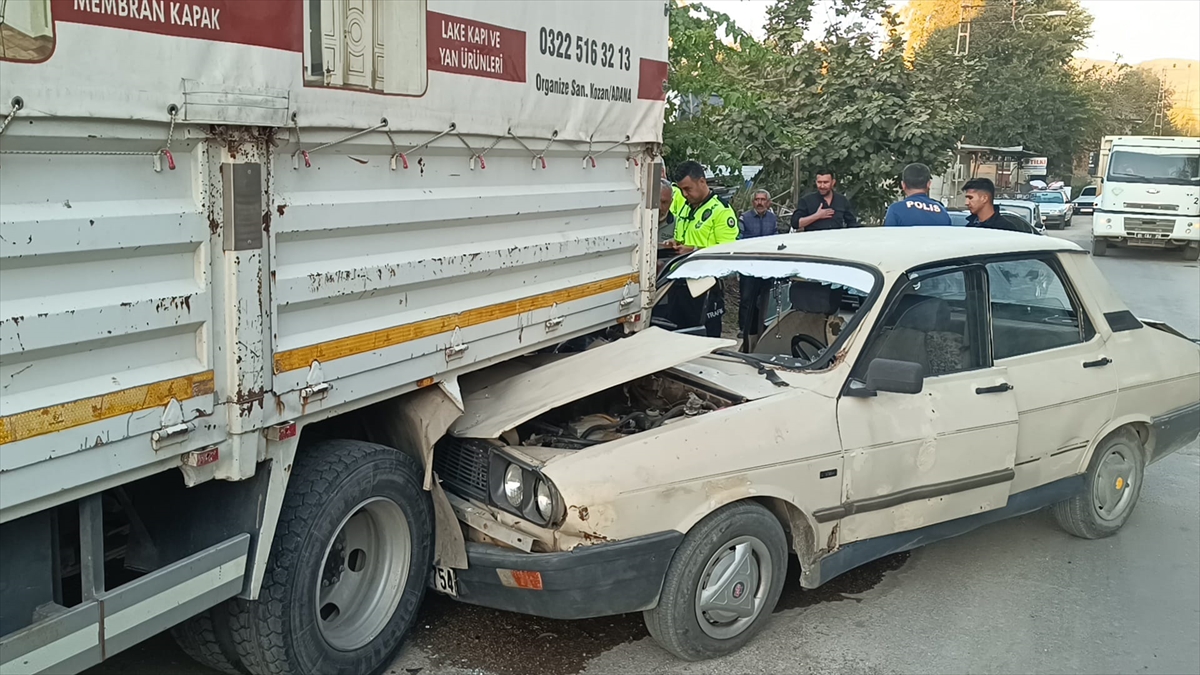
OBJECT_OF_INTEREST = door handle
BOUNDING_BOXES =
[976,382,1013,395]
[1083,357,1112,368]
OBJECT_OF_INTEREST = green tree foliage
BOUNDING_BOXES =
[907,0,1175,175]
[663,0,971,221]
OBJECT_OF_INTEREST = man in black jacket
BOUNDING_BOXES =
[791,169,858,231]
[964,177,1024,231]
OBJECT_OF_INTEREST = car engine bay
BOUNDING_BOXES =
[511,373,740,450]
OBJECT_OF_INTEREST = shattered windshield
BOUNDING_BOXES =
[653,256,876,369]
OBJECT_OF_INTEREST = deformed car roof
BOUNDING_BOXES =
[688,227,1081,273]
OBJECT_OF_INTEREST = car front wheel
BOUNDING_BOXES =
[643,502,788,661]
[1054,429,1145,539]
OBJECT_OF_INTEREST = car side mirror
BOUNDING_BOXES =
[865,358,924,394]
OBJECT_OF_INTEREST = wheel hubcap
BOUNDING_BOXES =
[694,536,773,640]
[1093,447,1135,522]
[316,497,411,651]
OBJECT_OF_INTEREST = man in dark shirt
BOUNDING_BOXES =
[963,177,1024,232]
[884,163,952,227]
[740,190,778,239]
[791,169,858,231]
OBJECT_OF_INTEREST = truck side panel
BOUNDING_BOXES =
[0,123,226,522]
[266,137,646,425]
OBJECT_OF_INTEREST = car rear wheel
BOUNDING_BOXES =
[643,502,787,661]
[226,439,432,675]
[1093,238,1108,256]
[1053,429,1145,539]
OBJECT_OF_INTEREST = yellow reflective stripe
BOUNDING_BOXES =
[0,371,216,445]
[273,273,641,374]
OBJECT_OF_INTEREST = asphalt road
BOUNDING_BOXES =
[88,215,1200,675]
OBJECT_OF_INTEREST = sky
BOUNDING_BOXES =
[704,0,1200,64]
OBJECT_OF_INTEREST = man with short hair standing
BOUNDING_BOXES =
[736,189,776,342]
[740,189,778,239]
[657,179,677,244]
[884,163,952,227]
[963,177,1023,231]
[791,169,858,231]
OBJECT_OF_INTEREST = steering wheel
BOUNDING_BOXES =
[791,334,826,361]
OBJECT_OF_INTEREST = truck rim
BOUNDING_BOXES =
[694,535,773,640]
[315,496,411,651]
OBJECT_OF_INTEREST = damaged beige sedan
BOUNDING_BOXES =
[430,228,1200,661]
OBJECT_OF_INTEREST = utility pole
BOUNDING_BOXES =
[1153,68,1167,136]
[955,3,972,56]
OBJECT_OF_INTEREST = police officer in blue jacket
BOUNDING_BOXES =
[884,163,952,227]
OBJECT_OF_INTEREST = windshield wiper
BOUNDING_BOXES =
[712,349,790,387]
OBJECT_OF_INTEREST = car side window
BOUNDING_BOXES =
[987,258,1095,359]
[857,269,986,379]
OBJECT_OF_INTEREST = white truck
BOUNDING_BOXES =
[0,1,667,673]
[1091,135,1200,260]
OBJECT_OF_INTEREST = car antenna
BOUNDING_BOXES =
[777,242,787,250]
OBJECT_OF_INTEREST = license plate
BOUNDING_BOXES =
[431,566,458,597]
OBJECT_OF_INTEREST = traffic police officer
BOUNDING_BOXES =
[665,161,739,252]
[660,161,738,337]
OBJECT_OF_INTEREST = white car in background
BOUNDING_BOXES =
[1024,190,1074,229]
[430,228,1200,662]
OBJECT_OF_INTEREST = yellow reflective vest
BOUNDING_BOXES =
[670,186,687,220]
[673,192,739,249]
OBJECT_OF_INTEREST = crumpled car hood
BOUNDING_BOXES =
[450,327,737,439]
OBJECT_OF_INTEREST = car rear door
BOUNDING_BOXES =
[983,254,1117,493]
[833,265,1019,545]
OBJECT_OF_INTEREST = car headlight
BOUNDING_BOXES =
[535,481,553,520]
[503,463,524,508]
[486,452,563,526]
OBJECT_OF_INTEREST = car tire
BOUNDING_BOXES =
[172,608,246,675]
[1093,239,1108,256]
[643,502,788,661]
[1053,429,1146,540]
[226,439,433,675]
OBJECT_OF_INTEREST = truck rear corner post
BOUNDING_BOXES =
[0,1,669,673]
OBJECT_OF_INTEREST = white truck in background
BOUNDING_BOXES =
[0,1,668,673]
[1092,135,1200,260]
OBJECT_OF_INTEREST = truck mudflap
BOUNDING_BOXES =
[0,534,249,675]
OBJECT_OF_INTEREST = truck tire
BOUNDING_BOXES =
[227,439,433,675]
[171,608,245,675]
[643,502,787,661]
[1092,238,1108,256]
[1053,429,1145,540]
[1180,243,1200,261]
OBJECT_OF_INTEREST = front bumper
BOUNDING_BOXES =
[449,531,684,620]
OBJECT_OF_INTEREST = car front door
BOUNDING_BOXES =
[983,255,1117,493]
[833,265,1019,545]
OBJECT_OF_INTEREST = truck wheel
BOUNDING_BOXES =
[1180,243,1200,261]
[1092,239,1108,256]
[172,608,245,675]
[227,439,432,675]
[643,502,787,661]
[1053,429,1145,540]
